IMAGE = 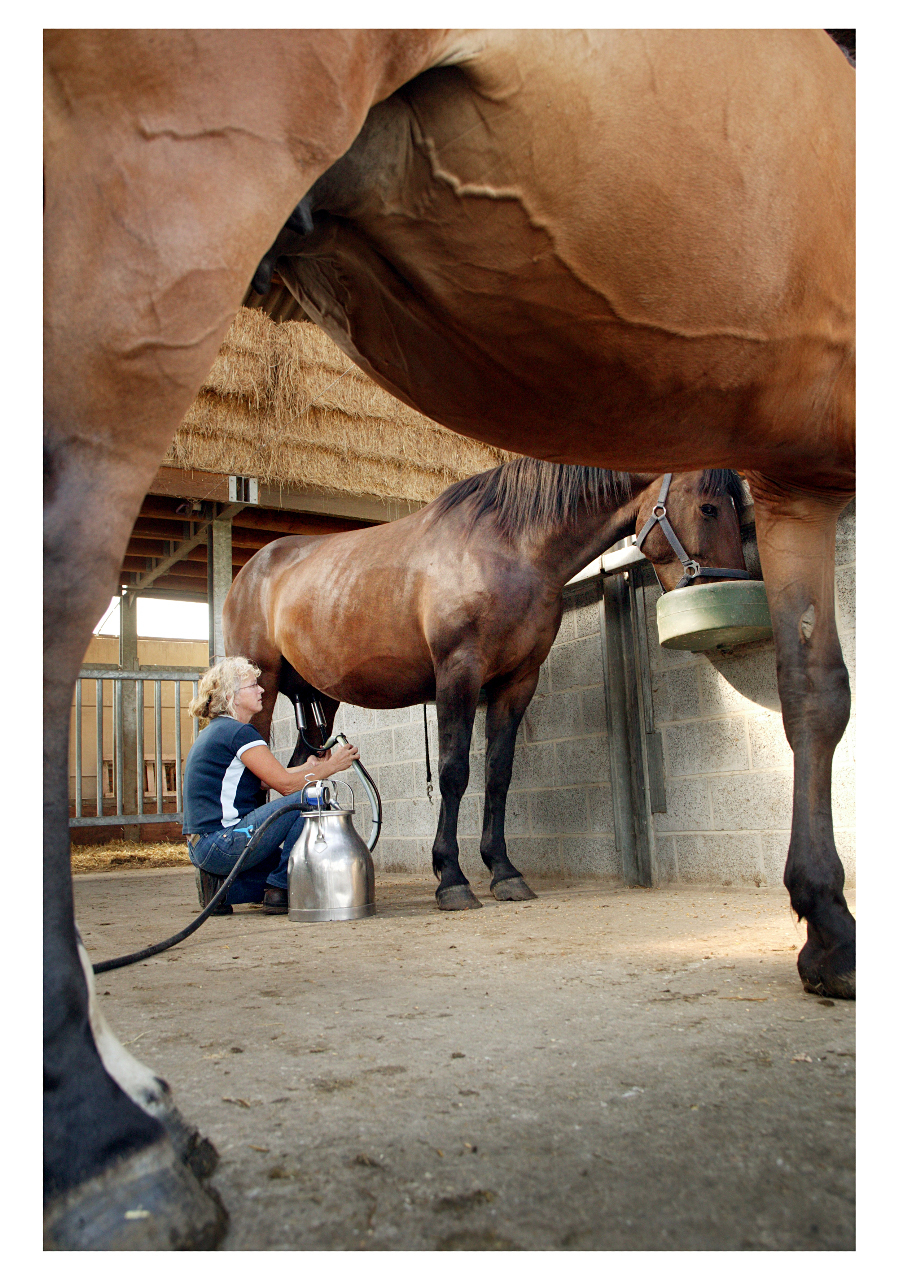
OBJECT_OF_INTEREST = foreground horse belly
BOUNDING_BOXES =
[282,30,853,474]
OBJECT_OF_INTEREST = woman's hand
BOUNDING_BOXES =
[300,743,360,780]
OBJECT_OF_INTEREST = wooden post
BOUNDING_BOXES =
[119,589,141,841]
[207,514,233,665]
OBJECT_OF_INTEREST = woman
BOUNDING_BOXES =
[183,656,359,915]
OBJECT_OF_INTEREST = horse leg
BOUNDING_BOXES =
[433,663,483,911]
[748,478,855,999]
[481,671,540,901]
[76,933,218,1181]
[45,27,465,1247]
[44,453,228,1248]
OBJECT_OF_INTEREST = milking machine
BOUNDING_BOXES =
[93,700,382,974]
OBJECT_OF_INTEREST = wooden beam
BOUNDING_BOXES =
[126,544,208,564]
[148,467,231,503]
[131,517,196,541]
[132,494,205,519]
[128,587,207,604]
[120,574,210,598]
[146,464,414,524]
[231,508,370,535]
[125,536,202,559]
[123,547,260,575]
[130,502,245,592]
[122,557,209,578]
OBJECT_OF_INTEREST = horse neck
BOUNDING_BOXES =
[524,483,650,587]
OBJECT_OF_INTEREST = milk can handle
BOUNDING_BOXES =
[301,775,354,809]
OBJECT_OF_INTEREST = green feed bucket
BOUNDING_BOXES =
[656,579,772,651]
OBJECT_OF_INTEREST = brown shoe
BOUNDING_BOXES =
[262,886,288,915]
[196,868,233,915]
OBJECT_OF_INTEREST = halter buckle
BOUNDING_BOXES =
[682,560,700,579]
[652,503,666,519]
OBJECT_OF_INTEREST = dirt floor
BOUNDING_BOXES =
[74,865,855,1252]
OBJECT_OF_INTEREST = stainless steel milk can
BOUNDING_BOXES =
[287,777,376,922]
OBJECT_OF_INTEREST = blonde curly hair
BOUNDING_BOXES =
[189,657,262,722]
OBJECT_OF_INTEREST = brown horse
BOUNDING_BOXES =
[44,30,854,1247]
[224,462,747,910]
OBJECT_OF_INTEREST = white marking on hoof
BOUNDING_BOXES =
[76,929,177,1123]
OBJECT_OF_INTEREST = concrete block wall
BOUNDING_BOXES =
[270,501,855,890]
[645,499,855,889]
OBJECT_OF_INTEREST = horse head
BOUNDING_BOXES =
[634,470,749,593]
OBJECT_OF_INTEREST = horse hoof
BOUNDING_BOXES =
[491,876,537,902]
[43,1138,228,1251]
[153,1101,220,1180]
[798,939,856,1001]
[437,885,483,911]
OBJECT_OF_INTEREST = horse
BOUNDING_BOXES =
[44,30,854,1247]
[223,461,748,911]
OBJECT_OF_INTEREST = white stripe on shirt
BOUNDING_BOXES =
[219,755,247,827]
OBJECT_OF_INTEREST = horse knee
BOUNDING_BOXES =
[779,661,850,753]
[438,755,469,800]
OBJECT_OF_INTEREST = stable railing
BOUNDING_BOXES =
[70,668,204,827]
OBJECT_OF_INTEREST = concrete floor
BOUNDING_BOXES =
[75,868,855,1251]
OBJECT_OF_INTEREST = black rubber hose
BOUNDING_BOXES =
[92,800,309,974]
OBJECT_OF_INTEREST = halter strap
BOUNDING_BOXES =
[635,474,752,591]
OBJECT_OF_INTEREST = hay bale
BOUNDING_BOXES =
[167,309,513,503]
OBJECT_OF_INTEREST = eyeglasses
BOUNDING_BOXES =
[239,682,263,691]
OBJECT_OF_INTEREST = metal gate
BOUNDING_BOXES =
[69,668,203,827]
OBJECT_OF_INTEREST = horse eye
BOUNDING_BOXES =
[700,504,718,517]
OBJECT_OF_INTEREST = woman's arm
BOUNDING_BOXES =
[240,741,360,795]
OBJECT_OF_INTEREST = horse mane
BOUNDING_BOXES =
[430,457,745,540]
[430,458,633,540]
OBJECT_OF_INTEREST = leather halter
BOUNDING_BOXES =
[635,473,752,592]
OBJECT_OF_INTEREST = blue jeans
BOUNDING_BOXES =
[187,793,310,900]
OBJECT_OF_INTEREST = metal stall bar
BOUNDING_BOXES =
[136,678,145,817]
[71,668,205,829]
[174,682,183,813]
[95,679,104,818]
[114,679,124,817]
[74,680,83,819]
[154,680,164,813]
